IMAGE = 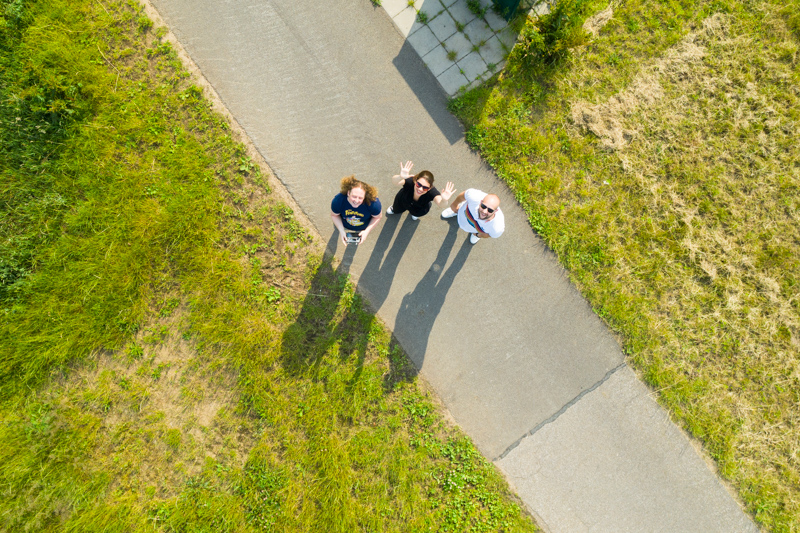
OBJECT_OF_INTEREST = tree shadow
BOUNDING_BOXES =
[393,222,472,370]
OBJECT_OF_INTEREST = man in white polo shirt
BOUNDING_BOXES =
[441,188,504,244]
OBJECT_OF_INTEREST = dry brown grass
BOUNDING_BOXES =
[572,7,800,526]
[453,0,799,527]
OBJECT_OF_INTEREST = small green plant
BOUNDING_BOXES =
[370,0,381,5]
[164,428,182,449]
[407,0,415,7]
[129,343,145,360]
[417,10,428,24]
[447,49,457,61]
[137,16,153,33]
[455,21,465,32]
[265,286,281,304]
[238,156,255,174]
[510,0,591,72]
[466,0,488,17]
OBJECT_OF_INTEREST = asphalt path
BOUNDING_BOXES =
[146,0,759,530]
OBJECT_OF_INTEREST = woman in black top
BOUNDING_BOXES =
[386,161,456,220]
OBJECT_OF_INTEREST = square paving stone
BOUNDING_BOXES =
[497,25,520,52]
[484,9,508,31]
[407,19,430,37]
[393,6,419,37]
[407,24,441,56]
[422,44,456,76]
[447,1,478,25]
[442,30,472,61]
[463,17,490,45]
[437,64,469,95]
[456,50,489,82]
[479,33,507,67]
[417,0,443,19]
[382,0,410,17]
[427,10,457,41]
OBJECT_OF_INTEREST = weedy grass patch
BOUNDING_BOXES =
[0,0,535,530]
[451,0,799,530]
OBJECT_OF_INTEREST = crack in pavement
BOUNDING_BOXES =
[494,362,627,461]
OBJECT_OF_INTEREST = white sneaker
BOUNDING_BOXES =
[386,206,394,215]
[470,233,480,244]
[411,215,419,221]
[441,207,457,219]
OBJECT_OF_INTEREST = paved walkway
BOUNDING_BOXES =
[381,0,548,95]
[147,0,758,531]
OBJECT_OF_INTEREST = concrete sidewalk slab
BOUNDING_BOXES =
[146,0,758,530]
[498,366,758,533]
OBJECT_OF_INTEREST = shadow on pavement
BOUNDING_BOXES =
[392,40,465,146]
[359,213,419,311]
[393,221,471,369]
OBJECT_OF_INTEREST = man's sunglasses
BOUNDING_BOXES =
[480,203,496,213]
[415,181,431,191]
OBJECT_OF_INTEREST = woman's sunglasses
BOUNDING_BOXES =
[415,181,431,191]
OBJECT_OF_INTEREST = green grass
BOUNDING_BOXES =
[450,0,800,530]
[0,0,536,530]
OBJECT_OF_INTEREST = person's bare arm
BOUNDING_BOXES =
[433,182,456,206]
[331,212,349,244]
[449,191,466,211]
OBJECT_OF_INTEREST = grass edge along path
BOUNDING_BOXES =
[451,0,800,530]
[0,0,537,530]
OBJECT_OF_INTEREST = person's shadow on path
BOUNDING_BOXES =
[279,232,413,390]
[280,233,362,376]
[358,213,418,312]
[393,222,472,369]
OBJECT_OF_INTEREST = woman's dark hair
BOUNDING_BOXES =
[413,170,434,186]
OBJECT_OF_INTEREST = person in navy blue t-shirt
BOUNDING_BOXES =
[330,175,382,245]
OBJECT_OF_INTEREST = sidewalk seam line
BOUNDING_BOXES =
[494,362,627,461]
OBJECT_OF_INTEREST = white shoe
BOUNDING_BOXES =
[386,206,394,215]
[441,207,457,219]
[470,233,480,244]
[411,215,419,221]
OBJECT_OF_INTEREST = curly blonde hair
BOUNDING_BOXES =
[340,175,378,205]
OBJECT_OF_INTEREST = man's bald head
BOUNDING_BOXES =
[478,194,500,220]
